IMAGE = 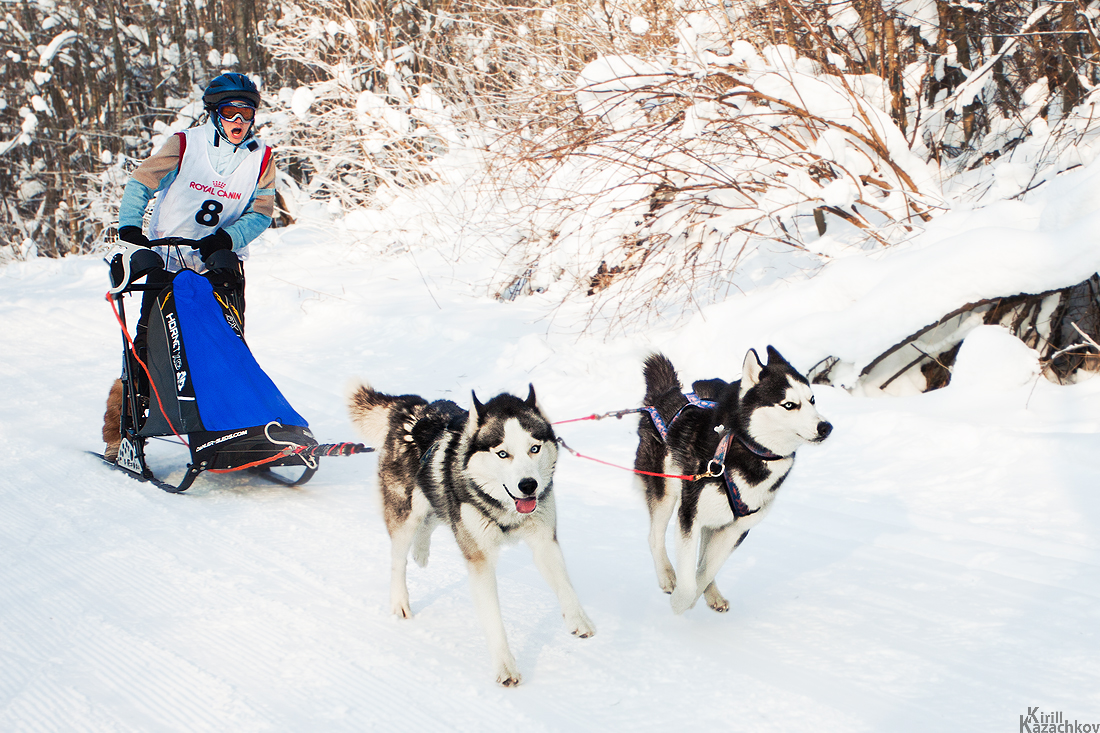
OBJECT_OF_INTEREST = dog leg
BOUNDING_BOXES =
[697,527,750,613]
[669,479,710,614]
[411,513,439,568]
[387,516,418,618]
[670,524,701,615]
[646,481,678,594]
[696,527,728,612]
[466,555,521,686]
[637,431,676,593]
[527,527,595,638]
[693,526,721,611]
[386,495,432,619]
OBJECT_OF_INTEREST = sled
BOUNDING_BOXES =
[99,239,369,493]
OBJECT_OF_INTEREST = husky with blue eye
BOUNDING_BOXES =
[634,347,832,615]
[349,383,595,686]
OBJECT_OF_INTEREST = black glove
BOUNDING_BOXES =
[194,228,233,261]
[117,225,151,247]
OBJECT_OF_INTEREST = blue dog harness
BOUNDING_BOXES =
[641,392,784,518]
[639,392,716,442]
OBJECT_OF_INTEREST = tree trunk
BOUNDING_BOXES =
[859,0,879,73]
[105,0,128,127]
[883,9,904,133]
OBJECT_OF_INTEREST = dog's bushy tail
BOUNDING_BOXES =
[347,382,392,446]
[643,353,682,407]
[347,382,405,447]
[348,381,436,453]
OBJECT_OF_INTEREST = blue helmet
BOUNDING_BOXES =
[203,73,261,110]
[203,73,261,145]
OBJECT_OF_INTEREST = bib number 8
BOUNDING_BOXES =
[195,199,223,227]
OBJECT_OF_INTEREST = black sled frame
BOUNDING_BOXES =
[100,240,369,493]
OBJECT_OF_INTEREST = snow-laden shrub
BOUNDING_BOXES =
[480,37,944,330]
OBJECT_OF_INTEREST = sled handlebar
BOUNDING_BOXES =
[148,236,200,250]
[105,238,203,296]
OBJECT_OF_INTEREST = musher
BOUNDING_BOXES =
[102,72,278,460]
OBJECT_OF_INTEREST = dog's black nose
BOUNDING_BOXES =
[817,421,833,440]
[517,478,538,496]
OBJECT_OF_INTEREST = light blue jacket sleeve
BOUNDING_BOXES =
[118,170,177,229]
[221,199,273,251]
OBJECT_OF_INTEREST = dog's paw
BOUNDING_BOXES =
[566,611,596,639]
[670,588,696,615]
[704,585,729,613]
[391,594,413,619]
[657,567,676,594]
[411,544,430,568]
[494,661,522,687]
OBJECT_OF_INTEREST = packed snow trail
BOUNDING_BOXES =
[0,231,1097,731]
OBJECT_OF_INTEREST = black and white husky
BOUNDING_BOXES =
[348,383,595,686]
[634,347,832,615]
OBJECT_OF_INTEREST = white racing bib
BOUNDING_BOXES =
[148,127,266,271]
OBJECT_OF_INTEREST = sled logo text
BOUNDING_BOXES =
[195,430,248,453]
[165,312,183,370]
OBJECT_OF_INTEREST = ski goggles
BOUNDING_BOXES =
[217,103,256,123]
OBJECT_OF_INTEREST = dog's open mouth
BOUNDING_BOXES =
[505,487,537,514]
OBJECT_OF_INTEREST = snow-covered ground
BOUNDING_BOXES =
[3,185,1100,730]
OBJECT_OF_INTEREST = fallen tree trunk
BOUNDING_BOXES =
[809,274,1100,394]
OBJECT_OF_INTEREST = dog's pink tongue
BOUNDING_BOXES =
[515,497,537,514]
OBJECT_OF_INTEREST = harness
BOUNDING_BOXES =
[639,392,715,442]
[420,441,439,468]
[642,392,786,518]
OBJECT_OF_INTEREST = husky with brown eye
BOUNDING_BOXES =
[349,382,595,686]
[634,347,832,615]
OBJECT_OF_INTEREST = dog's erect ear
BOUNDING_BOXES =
[742,348,765,389]
[766,345,790,367]
[525,383,537,408]
[471,390,486,424]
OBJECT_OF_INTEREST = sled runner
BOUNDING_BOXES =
[98,239,369,493]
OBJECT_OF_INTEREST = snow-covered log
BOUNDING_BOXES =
[811,275,1100,394]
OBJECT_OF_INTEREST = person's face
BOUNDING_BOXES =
[217,102,255,145]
